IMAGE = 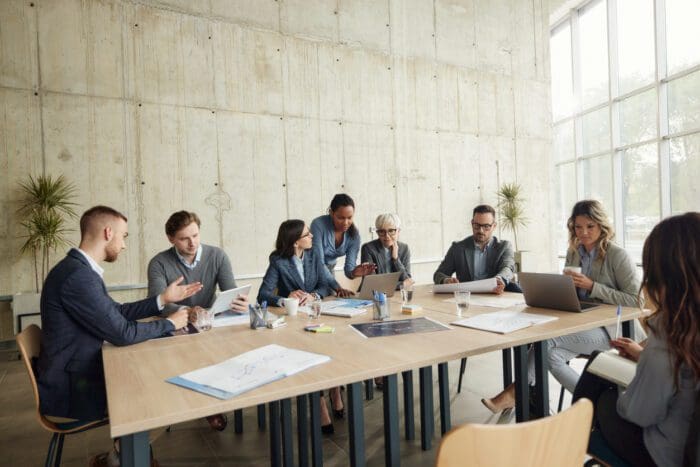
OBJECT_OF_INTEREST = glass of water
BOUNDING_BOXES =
[309,299,323,319]
[400,281,414,304]
[453,290,470,317]
[195,308,214,331]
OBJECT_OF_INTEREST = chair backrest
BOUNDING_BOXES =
[435,399,593,467]
[16,324,59,432]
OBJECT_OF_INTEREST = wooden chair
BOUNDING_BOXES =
[16,325,109,467]
[434,399,593,467]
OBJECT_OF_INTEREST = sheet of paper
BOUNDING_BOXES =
[587,350,637,388]
[167,344,330,399]
[212,311,249,328]
[443,295,526,308]
[451,310,557,334]
[319,307,367,317]
[432,278,498,294]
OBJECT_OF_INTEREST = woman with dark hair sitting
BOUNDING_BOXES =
[572,212,700,467]
[257,220,338,433]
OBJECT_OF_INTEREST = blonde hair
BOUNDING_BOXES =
[375,213,401,230]
[567,200,615,258]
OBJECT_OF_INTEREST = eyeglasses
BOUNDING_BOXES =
[471,222,494,231]
[376,228,398,236]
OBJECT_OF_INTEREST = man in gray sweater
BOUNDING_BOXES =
[147,210,249,431]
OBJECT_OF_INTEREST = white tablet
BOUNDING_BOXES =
[210,284,252,315]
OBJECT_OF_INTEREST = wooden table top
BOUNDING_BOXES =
[103,284,643,437]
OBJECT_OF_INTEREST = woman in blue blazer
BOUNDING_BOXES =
[256,219,341,433]
[257,219,333,306]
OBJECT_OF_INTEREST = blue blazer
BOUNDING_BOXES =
[36,249,174,420]
[257,250,333,305]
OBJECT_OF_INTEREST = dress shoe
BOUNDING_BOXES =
[321,423,334,435]
[206,413,228,431]
[332,407,345,419]
[481,385,515,414]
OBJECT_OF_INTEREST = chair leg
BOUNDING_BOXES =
[457,357,467,394]
[45,433,58,467]
[53,434,65,467]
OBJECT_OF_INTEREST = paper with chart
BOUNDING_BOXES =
[451,310,557,334]
[167,344,330,399]
[432,278,497,294]
[300,299,371,317]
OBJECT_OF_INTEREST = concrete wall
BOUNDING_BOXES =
[0,0,555,336]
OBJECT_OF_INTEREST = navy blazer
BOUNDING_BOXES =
[37,249,174,420]
[257,250,333,305]
[433,235,515,285]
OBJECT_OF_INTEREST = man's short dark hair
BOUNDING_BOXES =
[80,206,128,237]
[165,211,201,237]
[472,204,496,217]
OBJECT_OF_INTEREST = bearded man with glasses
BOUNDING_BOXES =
[433,204,519,294]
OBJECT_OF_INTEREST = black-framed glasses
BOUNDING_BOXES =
[376,228,398,236]
[471,222,493,231]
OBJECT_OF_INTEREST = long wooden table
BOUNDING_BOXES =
[103,285,642,466]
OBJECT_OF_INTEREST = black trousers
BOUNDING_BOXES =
[573,352,657,467]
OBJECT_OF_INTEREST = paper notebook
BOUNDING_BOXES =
[451,310,557,334]
[587,350,637,388]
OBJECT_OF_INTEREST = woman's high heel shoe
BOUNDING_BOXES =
[332,408,345,419]
[321,423,334,435]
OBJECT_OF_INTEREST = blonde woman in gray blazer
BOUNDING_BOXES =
[483,200,642,413]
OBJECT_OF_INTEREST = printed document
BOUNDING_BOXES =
[432,278,497,294]
[451,310,557,334]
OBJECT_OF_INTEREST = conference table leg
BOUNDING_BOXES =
[419,366,434,450]
[281,398,294,466]
[297,395,309,467]
[383,374,400,467]
[437,362,451,435]
[234,409,243,434]
[513,345,529,422]
[365,379,374,400]
[309,391,323,467]
[269,401,282,467]
[119,431,149,467]
[347,382,366,467]
[622,320,634,339]
[401,370,415,440]
[258,404,267,430]
[533,342,550,419]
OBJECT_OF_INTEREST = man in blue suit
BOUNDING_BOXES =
[37,205,202,423]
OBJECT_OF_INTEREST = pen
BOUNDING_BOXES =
[614,305,622,339]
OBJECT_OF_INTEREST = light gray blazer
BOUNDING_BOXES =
[360,239,411,282]
[566,242,643,338]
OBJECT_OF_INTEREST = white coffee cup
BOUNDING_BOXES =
[563,266,582,274]
[283,297,299,316]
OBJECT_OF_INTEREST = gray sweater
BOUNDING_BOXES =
[617,318,699,467]
[147,244,236,314]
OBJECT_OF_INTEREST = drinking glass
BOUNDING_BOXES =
[195,308,214,331]
[401,283,414,304]
[309,299,322,319]
[453,291,471,317]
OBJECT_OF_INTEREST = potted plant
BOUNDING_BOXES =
[496,182,528,272]
[13,175,77,333]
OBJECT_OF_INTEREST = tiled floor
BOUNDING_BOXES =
[0,350,572,466]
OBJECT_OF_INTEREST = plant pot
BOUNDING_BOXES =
[12,292,41,334]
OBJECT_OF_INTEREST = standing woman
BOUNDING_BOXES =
[483,199,641,412]
[311,194,376,296]
[361,213,412,284]
[572,212,700,467]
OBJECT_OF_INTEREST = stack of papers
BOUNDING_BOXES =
[167,344,330,399]
[451,310,557,334]
[212,310,249,328]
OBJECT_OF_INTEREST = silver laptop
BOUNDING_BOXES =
[519,272,601,312]
[356,272,402,300]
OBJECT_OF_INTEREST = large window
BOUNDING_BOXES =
[550,0,700,261]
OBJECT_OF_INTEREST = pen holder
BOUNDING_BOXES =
[372,300,390,321]
[249,305,266,329]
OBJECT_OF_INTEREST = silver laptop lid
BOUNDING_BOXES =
[357,272,402,300]
[519,272,599,312]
